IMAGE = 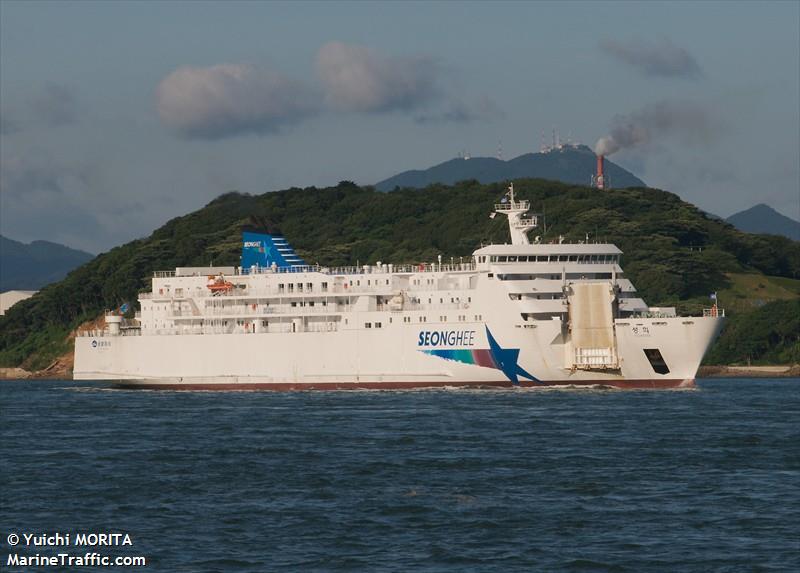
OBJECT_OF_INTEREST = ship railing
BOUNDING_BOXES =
[149,262,478,281]
[703,307,725,317]
[239,262,478,276]
[494,200,530,211]
[132,322,342,336]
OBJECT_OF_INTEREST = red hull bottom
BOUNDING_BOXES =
[112,379,695,391]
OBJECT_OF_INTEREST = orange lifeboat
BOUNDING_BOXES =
[207,275,235,293]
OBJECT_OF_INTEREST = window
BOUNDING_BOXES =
[309,301,315,307]
[321,282,328,291]
[508,256,517,262]
[278,283,285,292]
[375,322,382,328]
[297,283,303,292]
[288,284,294,293]
[498,256,508,262]
[643,348,670,375]
[291,302,297,307]
[365,322,372,328]
[306,283,313,292]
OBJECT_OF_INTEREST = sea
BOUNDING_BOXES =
[1,378,798,573]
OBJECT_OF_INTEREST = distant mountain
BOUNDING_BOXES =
[726,204,800,241]
[375,145,646,191]
[0,235,94,291]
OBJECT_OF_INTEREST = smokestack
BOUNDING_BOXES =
[595,154,606,190]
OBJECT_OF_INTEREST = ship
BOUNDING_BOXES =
[74,184,725,390]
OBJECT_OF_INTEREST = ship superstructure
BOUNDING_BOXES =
[74,184,724,389]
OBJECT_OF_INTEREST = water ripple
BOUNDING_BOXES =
[1,378,799,572]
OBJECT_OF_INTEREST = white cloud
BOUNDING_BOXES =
[316,42,439,113]
[156,64,319,139]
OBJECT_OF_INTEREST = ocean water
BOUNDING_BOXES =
[1,379,799,573]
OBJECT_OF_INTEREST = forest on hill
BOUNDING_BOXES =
[1,179,798,370]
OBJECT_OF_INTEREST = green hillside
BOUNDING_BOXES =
[706,299,800,365]
[1,179,798,371]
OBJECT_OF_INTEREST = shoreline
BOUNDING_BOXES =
[697,365,800,378]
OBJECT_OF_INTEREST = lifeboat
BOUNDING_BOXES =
[207,275,235,293]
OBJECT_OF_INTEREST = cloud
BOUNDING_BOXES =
[0,154,79,197]
[156,64,319,139]
[595,100,721,156]
[599,38,703,79]
[29,83,80,126]
[415,96,504,125]
[156,43,497,139]
[316,41,439,113]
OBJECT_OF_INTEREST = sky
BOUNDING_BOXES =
[1,0,798,254]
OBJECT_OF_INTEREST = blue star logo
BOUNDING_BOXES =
[486,327,540,385]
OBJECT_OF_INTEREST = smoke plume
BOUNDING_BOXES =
[595,101,718,156]
[599,38,703,79]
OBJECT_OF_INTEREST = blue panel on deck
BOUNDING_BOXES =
[241,232,306,269]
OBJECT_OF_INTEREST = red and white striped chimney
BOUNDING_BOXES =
[595,154,606,190]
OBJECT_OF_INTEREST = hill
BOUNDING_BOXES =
[0,235,94,291]
[706,299,799,365]
[375,145,646,191]
[726,204,800,241]
[1,179,798,371]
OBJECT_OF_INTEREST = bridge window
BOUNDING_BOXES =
[498,256,507,262]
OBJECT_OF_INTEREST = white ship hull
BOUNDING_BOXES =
[74,315,723,390]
